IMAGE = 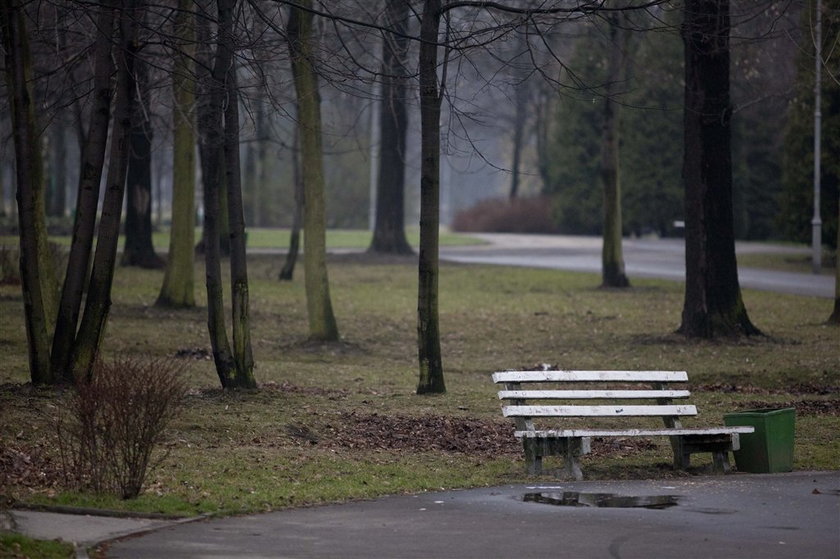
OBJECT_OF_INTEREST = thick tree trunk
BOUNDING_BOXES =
[369,0,413,255]
[71,0,141,379]
[279,126,303,281]
[600,15,630,288]
[50,1,116,381]
[416,0,445,395]
[678,0,760,338]
[221,0,256,387]
[1,0,59,383]
[122,53,163,269]
[157,0,196,308]
[287,0,339,341]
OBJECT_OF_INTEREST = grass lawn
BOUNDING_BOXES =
[1,251,838,518]
[1,227,486,252]
[0,533,74,559]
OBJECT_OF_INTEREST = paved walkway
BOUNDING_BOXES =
[440,233,834,298]
[7,471,839,558]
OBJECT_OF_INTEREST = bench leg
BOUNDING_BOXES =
[671,436,691,470]
[523,439,542,475]
[711,451,731,474]
[563,439,585,481]
[675,434,736,473]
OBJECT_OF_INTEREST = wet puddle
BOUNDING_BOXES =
[524,491,680,510]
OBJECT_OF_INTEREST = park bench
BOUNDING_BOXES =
[493,369,754,480]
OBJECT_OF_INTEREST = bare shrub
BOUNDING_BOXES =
[56,356,188,499]
[451,196,559,234]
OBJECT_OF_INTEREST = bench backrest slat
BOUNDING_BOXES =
[502,404,697,418]
[498,389,691,400]
[492,370,688,383]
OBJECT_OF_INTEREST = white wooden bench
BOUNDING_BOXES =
[493,370,754,480]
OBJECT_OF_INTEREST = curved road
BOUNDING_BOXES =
[440,233,834,298]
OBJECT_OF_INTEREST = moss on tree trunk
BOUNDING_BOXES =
[288,0,339,342]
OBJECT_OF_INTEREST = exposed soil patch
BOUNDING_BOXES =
[0,443,64,497]
[316,412,658,459]
[322,412,520,456]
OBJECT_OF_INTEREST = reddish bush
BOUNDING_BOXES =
[451,196,559,234]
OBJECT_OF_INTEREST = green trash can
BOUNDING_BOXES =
[723,407,795,473]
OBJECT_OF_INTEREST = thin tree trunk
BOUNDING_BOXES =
[49,122,67,217]
[1,0,58,383]
[287,0,339,342]
[50,1,116,381]
[199,0,237,387]
[509,35,528,200]
[48,3,68,219]
[157,0,196,308]
[280,126,303,281]
[71,0,141,379]
[416,0,445,395]
[369,0,413,255]
[122,51,163,269]
[829,201,840,324]
[535,88,553,193]
[678,0,760,338]
[195,2,230,259]
[244,96,264,228]
[600,14,630,288]
[221,0,256,387]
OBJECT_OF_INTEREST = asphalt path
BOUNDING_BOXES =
[440,233,834,298]
[105,471,840,559]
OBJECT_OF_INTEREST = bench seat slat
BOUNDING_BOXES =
[498,389,691,400]
[503,404,697,417]
[492,370,688,383]
[514,427,754,438]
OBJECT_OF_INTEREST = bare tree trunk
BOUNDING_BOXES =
[221,0,256,387]
[287,0,339,342]
[416,0,445,395]
[829,201,840,324]
[50,1,116,381]
[534,88,553,193]
[244,95,265,228]
[71,0,141,379]
[678,0,760,338]
[195,2,230,259]
[122,52,163,269]
[198,0,239,387]
[369,0,413,255]
[1,0,59,383]
[49,122,67,218]
[280,126,303,281]
[157,0,196,308]
[509,34,529,200]
[600,14,630,288]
